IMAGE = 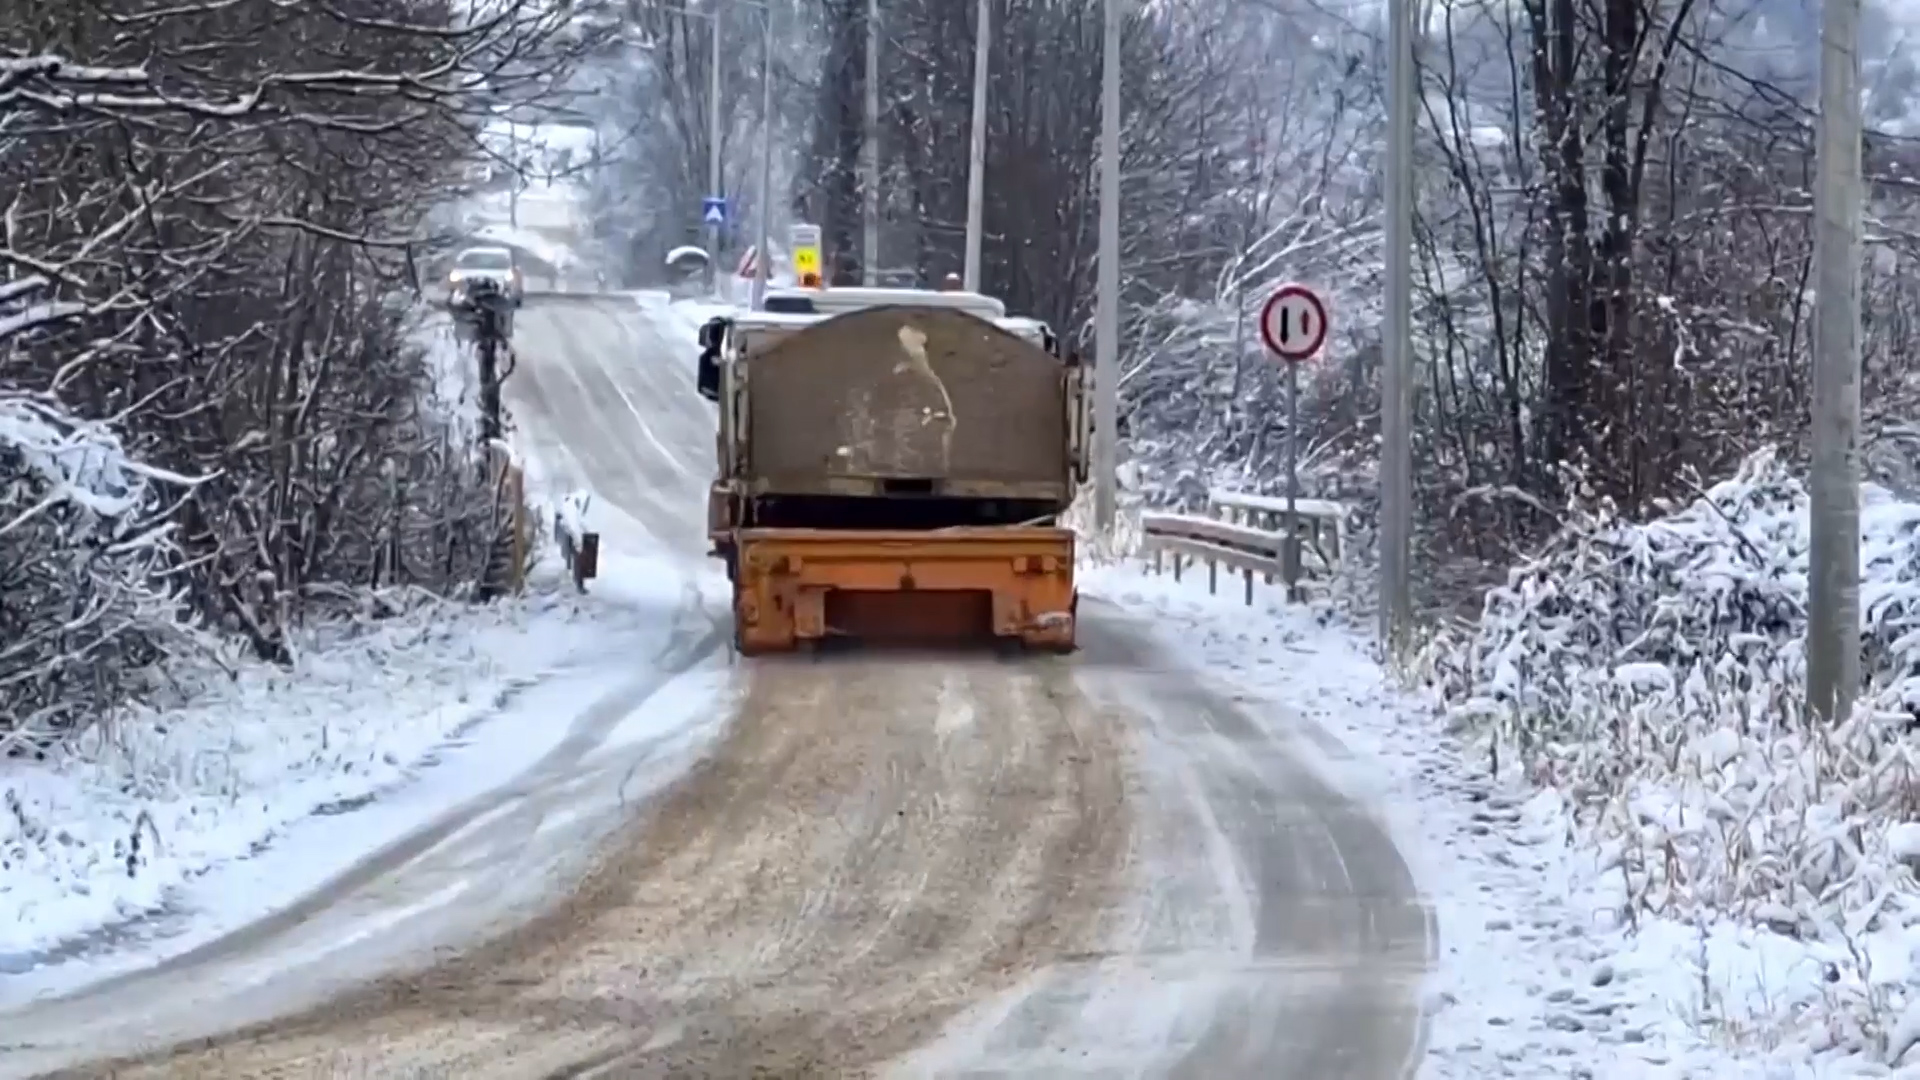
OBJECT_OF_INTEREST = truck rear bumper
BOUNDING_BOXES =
[720,527,1077,655]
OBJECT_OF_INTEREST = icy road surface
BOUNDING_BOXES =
[5,294,1432,1079]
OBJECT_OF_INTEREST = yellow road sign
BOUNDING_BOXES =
[789,222,822,285]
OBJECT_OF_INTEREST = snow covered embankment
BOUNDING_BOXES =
[1425,447,1920,1072]
[0,591,666,976]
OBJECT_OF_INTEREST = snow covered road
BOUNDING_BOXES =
[61,654,1132,1078]
[893,609,1432,1078]
[5,294,1435,1078]
[509,291,716,559]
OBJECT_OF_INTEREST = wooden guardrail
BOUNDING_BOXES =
[1140,489,1347,603]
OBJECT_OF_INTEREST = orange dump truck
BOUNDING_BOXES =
[696,286,1090,654]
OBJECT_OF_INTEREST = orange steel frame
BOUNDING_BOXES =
[722,527,1078,654]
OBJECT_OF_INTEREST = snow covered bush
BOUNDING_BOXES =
[0,389,196,744]
[1423,448,1920,939]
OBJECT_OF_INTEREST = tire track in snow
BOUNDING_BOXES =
[547,303,694,486]
[70,654,1133,1078]
[510,301,692,551]
[888,610,1432,1079]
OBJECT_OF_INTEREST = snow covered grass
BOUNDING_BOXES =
[0,586,667,970]
[1085,564,1847,1078]
[1418,446,1920,1071]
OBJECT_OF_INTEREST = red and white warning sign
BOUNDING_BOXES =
[1258,283,1329,361]
[735,245,759,278]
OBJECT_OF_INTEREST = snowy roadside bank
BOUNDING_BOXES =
[1084,565,1778,1079]
[1413,448,1920,1076]
[0,582,694,987]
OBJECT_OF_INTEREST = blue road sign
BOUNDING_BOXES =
[702,197,727,226]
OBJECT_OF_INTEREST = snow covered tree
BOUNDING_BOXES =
[580,0,802,286]
[1,2,605,739]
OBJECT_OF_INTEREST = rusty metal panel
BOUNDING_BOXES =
[744,306,1068,498]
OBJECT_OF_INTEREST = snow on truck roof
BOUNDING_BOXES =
[762,286,1007,319]
[728,308,1054,345]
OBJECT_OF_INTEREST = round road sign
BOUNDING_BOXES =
[1259,283,1329,361]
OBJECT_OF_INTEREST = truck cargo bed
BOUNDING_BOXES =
[743,306,1071,501]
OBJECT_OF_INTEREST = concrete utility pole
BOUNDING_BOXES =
[962,0,990,291]
[862,0,881,286]
[753,1,774,309]
[708,0,724,293]
[1379,0,1415,656]
[508,119,520,228]
[1808,0,1863,722]
[1093,0,1120,533]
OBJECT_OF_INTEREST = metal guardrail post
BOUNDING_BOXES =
[1261,509,1275,584]
[1282,515,1303,603]
[1139,492,1348,606]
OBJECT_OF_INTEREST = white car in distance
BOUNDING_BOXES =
[447,245,524,308]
